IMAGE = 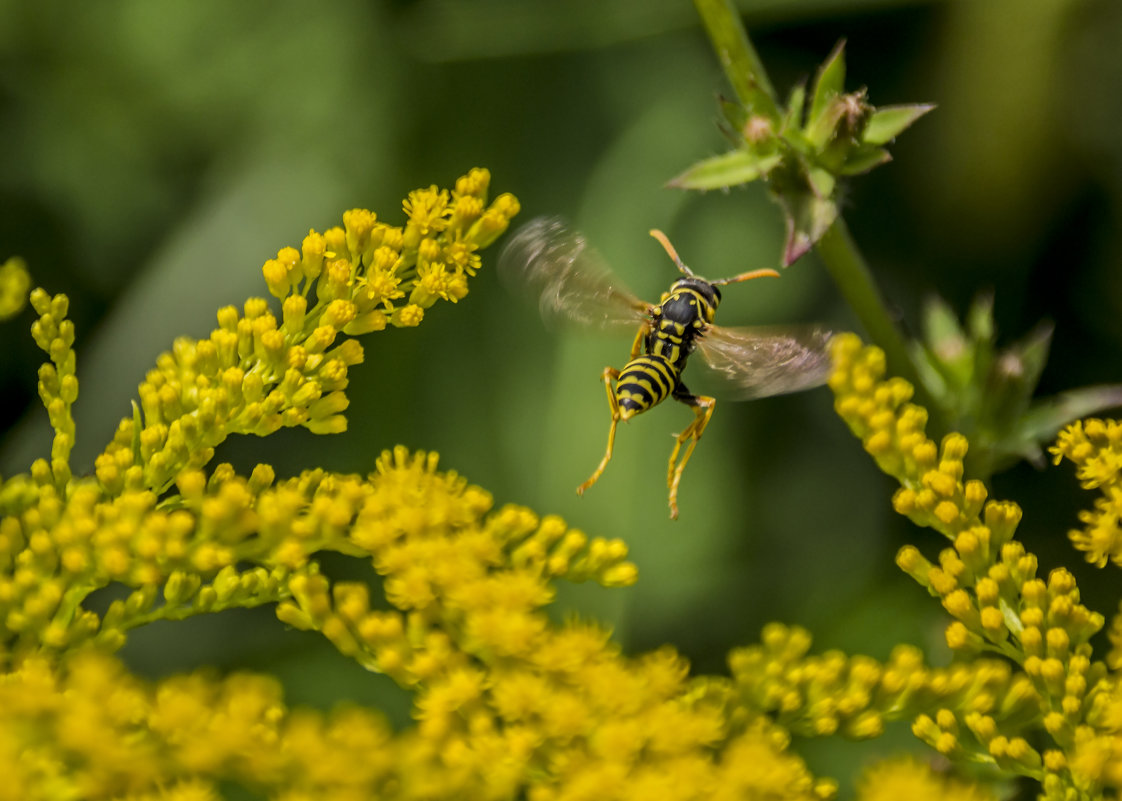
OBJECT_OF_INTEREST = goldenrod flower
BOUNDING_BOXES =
[0,256,31,319]
[1052,419,1122,567]
[855,756,998,801]
[829,333,1122,799]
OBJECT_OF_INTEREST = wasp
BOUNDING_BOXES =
[499,217,831,519]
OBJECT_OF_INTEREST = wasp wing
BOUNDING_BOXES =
[695,324,833,400]
[498,216,650,332]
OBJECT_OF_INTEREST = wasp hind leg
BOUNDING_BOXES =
[577,366,623,497]
[667,384,715,520]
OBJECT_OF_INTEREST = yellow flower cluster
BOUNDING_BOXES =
[0,171,521,665]
[91,168,518,496]
[1049,422,1122,792]
[0,648,466,801]
[1,431,836,801]
[29,287,77,488]
[829,333,1121,799]
[272,447,833,801]
[729,622,1038,744]
[1052,418,1122,568]
[0,255,30,319]
[855,756,998,801]
[0,645,836,801]
[0,466,300,661]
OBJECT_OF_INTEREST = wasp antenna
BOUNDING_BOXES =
[711,268,781,286]
[649,229,697,278]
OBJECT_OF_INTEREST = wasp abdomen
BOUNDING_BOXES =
[616,354,678,418]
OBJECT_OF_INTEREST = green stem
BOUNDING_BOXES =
[693,0,779,119]
[817,220,940,423]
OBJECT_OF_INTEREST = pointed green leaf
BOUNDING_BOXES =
[719,94,748,135]
[965,293,995,396]
[1011,384,1122,458]
[1004,322,1054,398]
[979,437,1047,476]
[782,83,806,138]
[922,295,967,359]
[983,336,1055,442]
[668,150,782,191]
[909,341,952,405]
[862,103,936,145]
[804,99,847,151]
[777,188,839,267]
[806,166,835,199]
[809,40,847,130]
[965,292,995,345]
[838,145,892,176]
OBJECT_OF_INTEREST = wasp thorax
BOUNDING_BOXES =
[662,278,720,326]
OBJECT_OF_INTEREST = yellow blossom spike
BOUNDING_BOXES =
[855,756,999,801]
[0,256,31,319]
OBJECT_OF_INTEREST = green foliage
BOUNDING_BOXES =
[913,295,1122,479]
[674,3,932,267]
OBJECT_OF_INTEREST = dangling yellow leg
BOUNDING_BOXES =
[578,320,651,497]
[666,394,715,520]
[577,366,622,496]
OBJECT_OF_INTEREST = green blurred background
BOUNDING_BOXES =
[2,0,1121,789]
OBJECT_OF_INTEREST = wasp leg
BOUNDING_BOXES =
[577,366,623,496]
[628,319,650,360]
[666,385,715,520]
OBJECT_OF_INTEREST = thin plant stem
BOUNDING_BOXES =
[817,220,938,419]
[693,0,779,117]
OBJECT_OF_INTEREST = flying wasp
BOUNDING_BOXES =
[499,216,832,519]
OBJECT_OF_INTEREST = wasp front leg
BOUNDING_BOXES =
[666,385,715,520]
[627,318,650,361]
[577,366,623,496]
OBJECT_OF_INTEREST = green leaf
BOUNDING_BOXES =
[1004,322,1053,399]
[806,166,835,199]
[965,292,995,397]
[782,83,806,139]
[1018,385,1122,447]
[719,95,748,136]
[777,186,839,266]
[838,145,891,176]
[922,295,967,360]
[981,383,1122,473]
[965,292,995,345]
[808,40,847,129]
[668,149,781,190]
[917,295,980,405]
[862,103,935,146]
[909,342,951,404]
[981,324,1054,440]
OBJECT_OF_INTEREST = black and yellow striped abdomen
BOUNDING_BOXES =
[616,354,678,418]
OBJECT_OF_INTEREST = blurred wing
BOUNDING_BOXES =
[498,216,650,332]
[695,325,833,400]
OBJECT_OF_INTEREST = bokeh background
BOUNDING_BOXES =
[3,0,1122,790]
